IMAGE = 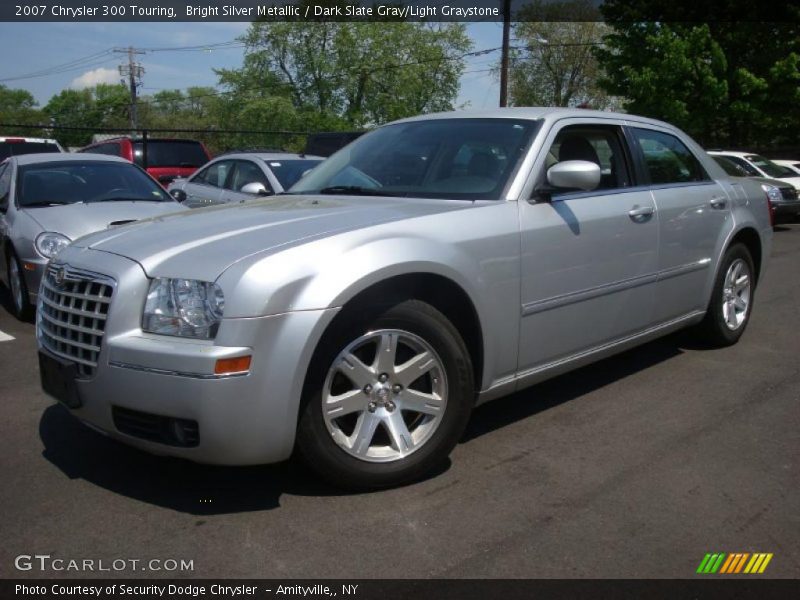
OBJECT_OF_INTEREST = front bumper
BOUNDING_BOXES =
[38,246,339,465]
[772,200,800,223]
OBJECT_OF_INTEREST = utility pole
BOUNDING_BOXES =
[114,47,145,131]
[499,0,512,107]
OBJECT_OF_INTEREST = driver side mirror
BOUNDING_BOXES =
[170,189,187,202]
[241,182,271,196]
[546,160,601,192]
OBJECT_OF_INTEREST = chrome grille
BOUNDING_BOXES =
[37,265,115,378]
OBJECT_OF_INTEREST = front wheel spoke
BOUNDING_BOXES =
[734,296,747,311]
[734,275,749,293]
[726,301,738,326]
[398,388,443,415]
[385,412,414,454]
[394,351,435,387]
[349,412,381,456]
[374,332,399,374]
[325,389,365,417]
[338,353,375,389]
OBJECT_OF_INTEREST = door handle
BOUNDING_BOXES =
[709,196,727,209]
[628,205,655,220]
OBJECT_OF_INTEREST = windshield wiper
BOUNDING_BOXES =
[86,196,165,203]
[22,201,72,207]
[317,186,404,197]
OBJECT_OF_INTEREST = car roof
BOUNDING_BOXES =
[12,152,129,166]
[393,107,677,130]
[707,150,759,158]
[0,136,60,144]
[215,152,324,161]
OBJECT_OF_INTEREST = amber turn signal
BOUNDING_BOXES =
[214,355,252,375]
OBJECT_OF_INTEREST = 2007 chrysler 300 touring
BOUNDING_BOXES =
[38,108,772,488]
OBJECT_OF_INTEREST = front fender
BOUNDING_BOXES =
[216,202,522,391]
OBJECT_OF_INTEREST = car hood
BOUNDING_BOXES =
[776,175,800,190]
[23,201,187,242]
[72,195,470,279]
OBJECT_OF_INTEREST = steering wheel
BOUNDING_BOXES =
[86,187,127,203]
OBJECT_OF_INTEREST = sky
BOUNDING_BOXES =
[0,21,504,111]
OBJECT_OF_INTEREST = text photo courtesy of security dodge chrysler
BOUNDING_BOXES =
[37,108,772,489]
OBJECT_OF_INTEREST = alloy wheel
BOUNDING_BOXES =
[322,329,448,463]
[721,258,751,330]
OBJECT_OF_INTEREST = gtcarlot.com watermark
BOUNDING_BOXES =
[15,554,194,573]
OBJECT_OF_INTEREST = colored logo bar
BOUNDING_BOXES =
[696,553,773,574]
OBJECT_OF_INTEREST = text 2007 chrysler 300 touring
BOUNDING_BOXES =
[38,109,772,488]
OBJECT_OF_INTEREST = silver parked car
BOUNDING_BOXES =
[167,151,323,207]
[37,109,772,489]
[0,154,186,319]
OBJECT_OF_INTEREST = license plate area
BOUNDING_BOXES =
[38,351,82,408]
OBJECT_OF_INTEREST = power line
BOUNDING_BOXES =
[0,50,116,83]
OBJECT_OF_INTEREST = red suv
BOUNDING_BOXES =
[78,137,210,185]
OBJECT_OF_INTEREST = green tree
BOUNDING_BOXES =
[221,3,471,128]
[44,84,129,147]
[0,84,44,135]
[597,1,800,147]
[507,0,618,109]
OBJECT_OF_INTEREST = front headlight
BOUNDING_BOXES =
[142,278,225,339]
[35,232,71,259]
[761,183,782,203]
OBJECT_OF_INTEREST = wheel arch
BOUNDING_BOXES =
[728,227,763,284]
[312,272,485,394]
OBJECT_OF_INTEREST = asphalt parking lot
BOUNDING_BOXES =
[1,226,798,580]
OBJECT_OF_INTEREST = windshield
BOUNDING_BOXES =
[264,158,323,189]
[17,161,173,207]
[133,141,208,168]
[745,154,794,179]
[289,118,539,200]
[0,142,60,160]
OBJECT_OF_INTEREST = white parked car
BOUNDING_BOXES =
[773,159,800,176]
[708,151,800,191]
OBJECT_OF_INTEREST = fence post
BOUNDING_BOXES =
[142,129,148,170]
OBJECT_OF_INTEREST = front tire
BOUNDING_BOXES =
[297,300,474,490]
[697,243,755,347]
[7,250,33,321]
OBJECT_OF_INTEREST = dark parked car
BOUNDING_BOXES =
[304,131,365,157]
[0,136,64,160]
[77,137,210,185]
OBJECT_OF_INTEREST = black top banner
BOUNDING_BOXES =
[3,0,800,22]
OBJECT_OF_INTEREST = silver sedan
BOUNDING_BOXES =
[0,153,186,319]
[37,109,772,489]
[167,152,323,207]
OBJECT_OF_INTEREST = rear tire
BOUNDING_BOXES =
[296,300,474,490]
[7,250,33,321]
[697,244,755,347]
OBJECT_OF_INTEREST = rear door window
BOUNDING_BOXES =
[631,128,709,184]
